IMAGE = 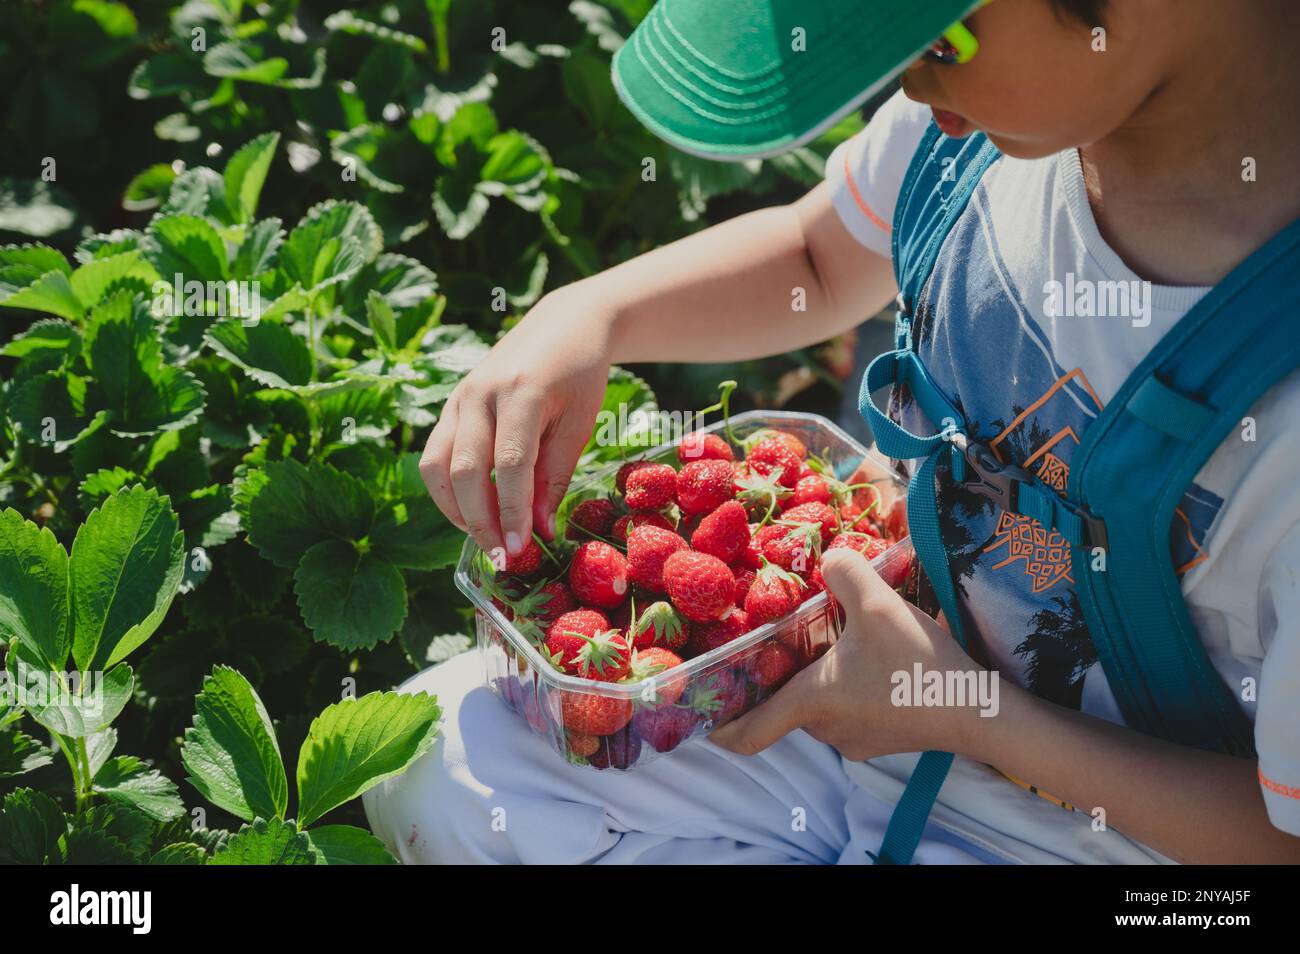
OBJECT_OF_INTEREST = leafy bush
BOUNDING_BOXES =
[0,0,875,863]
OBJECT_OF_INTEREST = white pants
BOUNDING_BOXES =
[362,651,1011,865]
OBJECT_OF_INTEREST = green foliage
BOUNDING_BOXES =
[0,0,870,865]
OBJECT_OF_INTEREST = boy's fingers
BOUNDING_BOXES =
[418,401,467,532]
[708,676,809,756]
[818,546,894,627]
[531,412,595,541]
[492,392,541,554]
[449,400,503,558]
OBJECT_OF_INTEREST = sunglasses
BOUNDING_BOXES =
[925,0,992,65]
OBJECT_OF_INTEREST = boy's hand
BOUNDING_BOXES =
[709,548,985,761]
[419,286,614,559]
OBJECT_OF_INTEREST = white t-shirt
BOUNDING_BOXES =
[826,90,1300,863]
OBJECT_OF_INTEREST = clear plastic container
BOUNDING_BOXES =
[454,410,913,770]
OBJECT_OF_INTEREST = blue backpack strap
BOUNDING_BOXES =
[859,125,1001,864]
[1066,214,1300,756]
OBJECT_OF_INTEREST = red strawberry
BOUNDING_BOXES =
[780,502,840,544]
[788,474,832,508]
[588,729,642,769]
[852,480,885,515]
[616,459,655,494]
[744,559,806,625]
[544,609,630,680]
[624,462,678,510]
[677,431,734,463]
[758,520,823,574]
[736,537,764,570]
[730,566,757,605]
[504,537,546,577]
[532,580,577,624]
[567,732,600,757]
[745,437,802,489]
[628,600,689,652]
[632,704,700,753]
[622,646,686,704]
[884,498,908,541]
[504,578,577,646]
[733,464,793,517]
[686,607,751,656]
[611,510,675,544]
[838,502,882,535]
[695,667,749,725]
[568,541,630,609]
[663,550,736,622]
[878,549,913,589]
[676,459,735,515]
[626,525,689,593]
[566,498,618,541]
[690,500,750,564]
[745,641,798,688]
[757,429,808,461]
[561,692,633,736]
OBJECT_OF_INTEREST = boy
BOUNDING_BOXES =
[363,0,1300,863]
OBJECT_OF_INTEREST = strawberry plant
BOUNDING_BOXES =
[0,488,441,863]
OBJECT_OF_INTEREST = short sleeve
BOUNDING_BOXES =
[825,88,934,258]
[1255,521,1300,836]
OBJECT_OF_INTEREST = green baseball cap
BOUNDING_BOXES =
[611,0,980,160]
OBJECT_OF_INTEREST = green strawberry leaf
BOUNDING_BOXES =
[83,292,206,436]
[0,318,80,363]
[223,132,280,224]
[0,507,70,669]
[57,826,138,864]
[6,372,104,451]
[123,163,178,212]
[93,755,186,822]
[181,666,288,823]
[74,803,155,862]
[295,689,441,827]
[0,268,83,320]
[0,729,54,779]
[11,658,134,738]
[148,842,208,865]
[292,540,407,650]
[69,250,159,310]
[209,817,314,865]
[365,289,398,355]
[235,458,375,568]
[0,788,67,864]
[231,217,283,279]
[160,166,227,219]
[371,497,463,571]
[303,824,397,865]
[70,483,185,671]
[146,214,229,283]
[205,318,313,390]
[280,200,381,292]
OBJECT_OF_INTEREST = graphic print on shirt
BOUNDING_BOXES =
[888,187,1223,711]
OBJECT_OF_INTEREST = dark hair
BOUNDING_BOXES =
[1050,0,1107,26]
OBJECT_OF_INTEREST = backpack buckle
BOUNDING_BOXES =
[955,438,1032,511]
[1078,508,1109,551]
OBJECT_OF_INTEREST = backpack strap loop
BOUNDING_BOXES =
[1126,376,1217,443]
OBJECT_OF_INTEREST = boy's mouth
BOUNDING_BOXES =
[931,107,973,138]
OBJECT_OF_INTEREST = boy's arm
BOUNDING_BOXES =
[421,180,895,559]
[711,548,1300,864]
[584,179,897,364]
[963,680,1300,864]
